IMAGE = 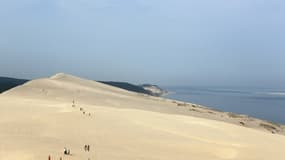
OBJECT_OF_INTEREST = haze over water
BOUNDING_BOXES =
[165,86,285,124]
[1,0,284,125]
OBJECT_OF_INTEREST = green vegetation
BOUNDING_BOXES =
[260,123,278,131]
[227,112,244,118]
[0,77,28,93]
[99,81,151,94]
[98,81,165,96]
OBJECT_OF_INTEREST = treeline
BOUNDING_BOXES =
[98,81,152,95]
[0,77,28,93]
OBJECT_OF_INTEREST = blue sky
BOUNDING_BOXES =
[0,0,284,87]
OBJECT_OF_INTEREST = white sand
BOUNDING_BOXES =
[0,73,284,160]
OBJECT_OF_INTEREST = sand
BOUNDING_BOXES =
[0,73,284,160]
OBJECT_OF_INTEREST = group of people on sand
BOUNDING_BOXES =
[84,144,91,152]
[48,145,91,160]
[48,155,64,160]
[73,100,92,116]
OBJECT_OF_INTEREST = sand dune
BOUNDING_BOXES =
[0,73,285,160]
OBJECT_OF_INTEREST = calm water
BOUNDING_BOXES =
[164,86,285,124]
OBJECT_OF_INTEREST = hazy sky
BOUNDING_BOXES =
[0,0,284,87]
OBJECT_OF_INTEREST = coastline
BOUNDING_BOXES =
[147,93,285,136]
[0,73,285,159]
[164,86,285,125]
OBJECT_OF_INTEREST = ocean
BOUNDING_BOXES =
[164,86,285,124]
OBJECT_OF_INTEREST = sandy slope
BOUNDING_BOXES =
[0,73,284,160]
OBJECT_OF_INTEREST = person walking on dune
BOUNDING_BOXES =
[87,145,90,152]
[84,145,87,152]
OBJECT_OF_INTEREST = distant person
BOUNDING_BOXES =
[84,145,87,152]
[72,100,75,107]
[87,145,90,152]
[48,155,51,160]
[64,147,67,155]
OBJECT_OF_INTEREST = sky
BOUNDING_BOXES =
[0,0,284,87]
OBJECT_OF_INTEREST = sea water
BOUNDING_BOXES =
[164,86,285,124]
